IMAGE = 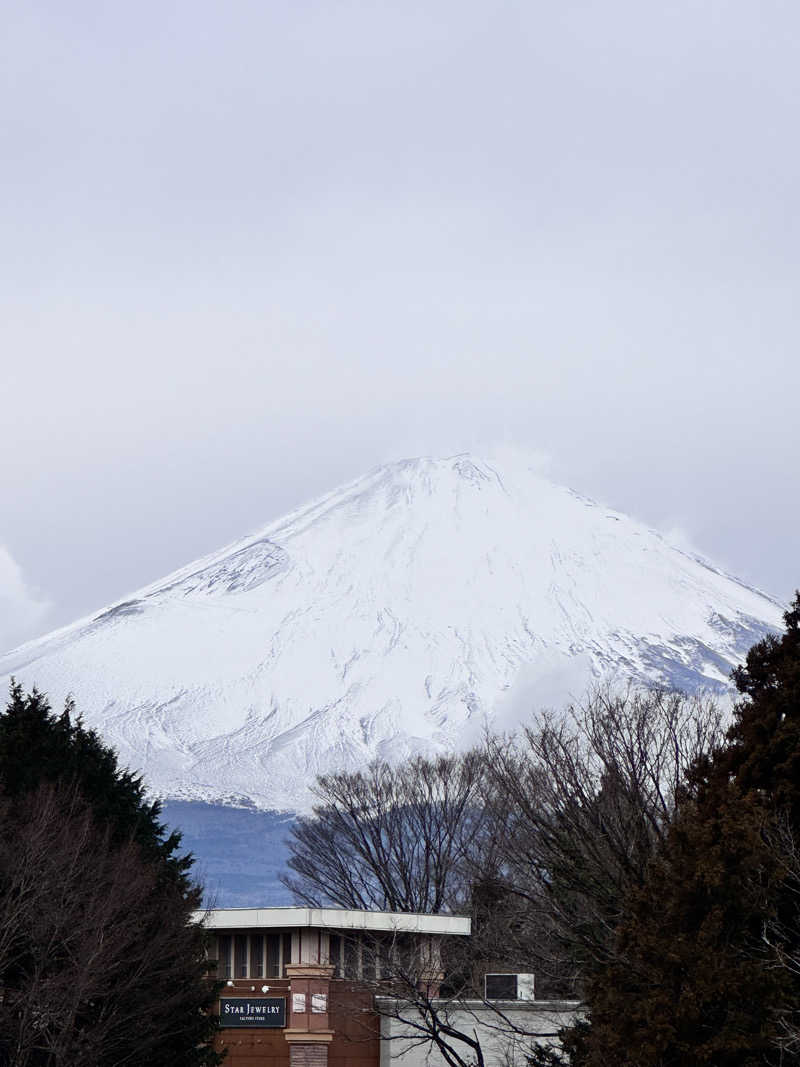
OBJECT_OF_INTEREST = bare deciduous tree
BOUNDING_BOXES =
[283,686,724,1066]
[0,783,217,1067]
[340,927,578,1067]
[485,686,724,985]
[282,751,494,912]
[754,814,800,1059]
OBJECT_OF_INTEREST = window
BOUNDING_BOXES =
[218,935,232,979]
[362,940,376,981]
[266,934,281,978]
[250,935,264,978]
[485,974,518,999]
[216,928,297,979]
[378,937,391,980]
[394,934,416,976]
[235,935,248,978]
[344,935,358,979]
[328,934,341,976]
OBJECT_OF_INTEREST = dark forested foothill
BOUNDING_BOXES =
[0,683,222,1067]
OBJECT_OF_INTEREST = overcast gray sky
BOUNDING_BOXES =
[1,0,798,651]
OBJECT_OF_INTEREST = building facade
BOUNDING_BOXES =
[200,906,580,1067]
[200,906,470,1067]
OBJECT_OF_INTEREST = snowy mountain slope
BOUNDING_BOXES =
[0,453,784,811]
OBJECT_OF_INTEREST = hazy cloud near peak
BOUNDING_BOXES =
[0,546,51,654]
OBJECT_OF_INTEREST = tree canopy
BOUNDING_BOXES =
[559,594,800,1066]
[0,683,221,1067]
[282,752,493,912]
[285,687,725,1065]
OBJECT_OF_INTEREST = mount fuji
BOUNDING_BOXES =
[0,452,784,814]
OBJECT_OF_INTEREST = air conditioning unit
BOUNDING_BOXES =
[484,973,535,1001]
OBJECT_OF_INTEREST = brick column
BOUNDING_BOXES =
[284,964,335,1067]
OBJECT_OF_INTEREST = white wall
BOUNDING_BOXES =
[378,1000,582,1067]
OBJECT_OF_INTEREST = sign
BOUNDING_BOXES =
[219,997,286,1029]
[292,992,306,1013]
[484,974,519,1000]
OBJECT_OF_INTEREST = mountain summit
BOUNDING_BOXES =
[0,453,783,810]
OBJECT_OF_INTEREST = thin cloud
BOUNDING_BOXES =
[0,546,51,654]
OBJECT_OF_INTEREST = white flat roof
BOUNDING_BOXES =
[196,906,471,936]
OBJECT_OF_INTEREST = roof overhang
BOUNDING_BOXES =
[195,906,471,936]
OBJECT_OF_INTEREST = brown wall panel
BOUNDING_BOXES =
[214,1031,290,1066]
[214,979,380,1067]
[215,982,291,1067]
[328,982,379,1067]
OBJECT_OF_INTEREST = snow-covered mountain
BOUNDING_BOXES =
[0,453,784,811]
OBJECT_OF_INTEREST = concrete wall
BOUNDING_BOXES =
[378,1000,582,1067]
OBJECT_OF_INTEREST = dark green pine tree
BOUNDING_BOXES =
[538,594,800,1067]
[712,593,800,822]
[0,682,223,1067]
[0,682,189,881]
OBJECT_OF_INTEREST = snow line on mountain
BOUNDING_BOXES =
[0,452,784,811]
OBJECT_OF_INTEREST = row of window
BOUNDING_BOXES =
[328,934,386,980]
[217,932,293,979]
[215,932,419,981]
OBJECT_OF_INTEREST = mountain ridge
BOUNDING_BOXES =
[0,452,784,811]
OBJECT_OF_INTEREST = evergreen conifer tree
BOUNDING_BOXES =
[0,683,222,1067]
[559,595,800,1066]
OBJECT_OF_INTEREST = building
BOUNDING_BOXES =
[201,906,469,1067]
[378,999,581,1067]
[200,906,579,1067]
